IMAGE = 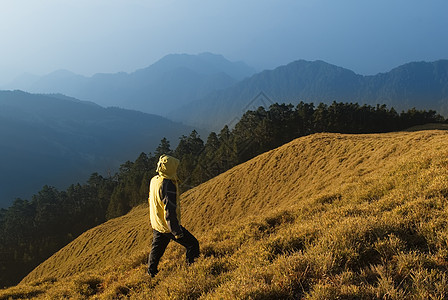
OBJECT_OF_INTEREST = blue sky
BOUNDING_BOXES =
[1,0,447,84]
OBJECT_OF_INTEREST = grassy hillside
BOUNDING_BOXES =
[1,130,448,299]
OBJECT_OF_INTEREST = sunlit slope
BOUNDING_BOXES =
[20,206,151,283]
[20,130,448,285]
[180,130,448,232]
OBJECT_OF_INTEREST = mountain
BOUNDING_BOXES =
[8,56,446,133]
[169,60,448,130]
[5,129,448,299]
[0,90,193,208]
[5,53,256,116]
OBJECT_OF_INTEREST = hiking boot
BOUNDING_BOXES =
[147,269,158,277]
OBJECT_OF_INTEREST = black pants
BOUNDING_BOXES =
[148,226,199,275]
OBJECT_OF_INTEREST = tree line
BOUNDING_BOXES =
[0,101,446,287]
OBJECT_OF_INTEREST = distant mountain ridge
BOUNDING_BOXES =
[169,59,448,130]
[5,53,256,116]
[5,56,447,131]
[0,90,193,208]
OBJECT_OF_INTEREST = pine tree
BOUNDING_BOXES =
[155,137,172,158]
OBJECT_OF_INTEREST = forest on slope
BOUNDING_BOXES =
[0,101,445,288]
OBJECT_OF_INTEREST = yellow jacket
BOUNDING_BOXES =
[148,155,182,237]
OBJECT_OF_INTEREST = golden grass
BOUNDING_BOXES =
[2,130,448,299]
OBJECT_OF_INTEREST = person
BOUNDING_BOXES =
[147,154,200,277]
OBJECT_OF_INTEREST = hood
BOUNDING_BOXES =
[156,154,180,181]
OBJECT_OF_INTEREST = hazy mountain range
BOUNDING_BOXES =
[0,91,192,208]
[169,59,448,130]
[4,53,256,116]
[5,54,448,132]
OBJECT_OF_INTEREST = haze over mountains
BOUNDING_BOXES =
[170,59,448,130]
[0,91,192,208]
[5,54,448,132]
[5,53,256,116]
